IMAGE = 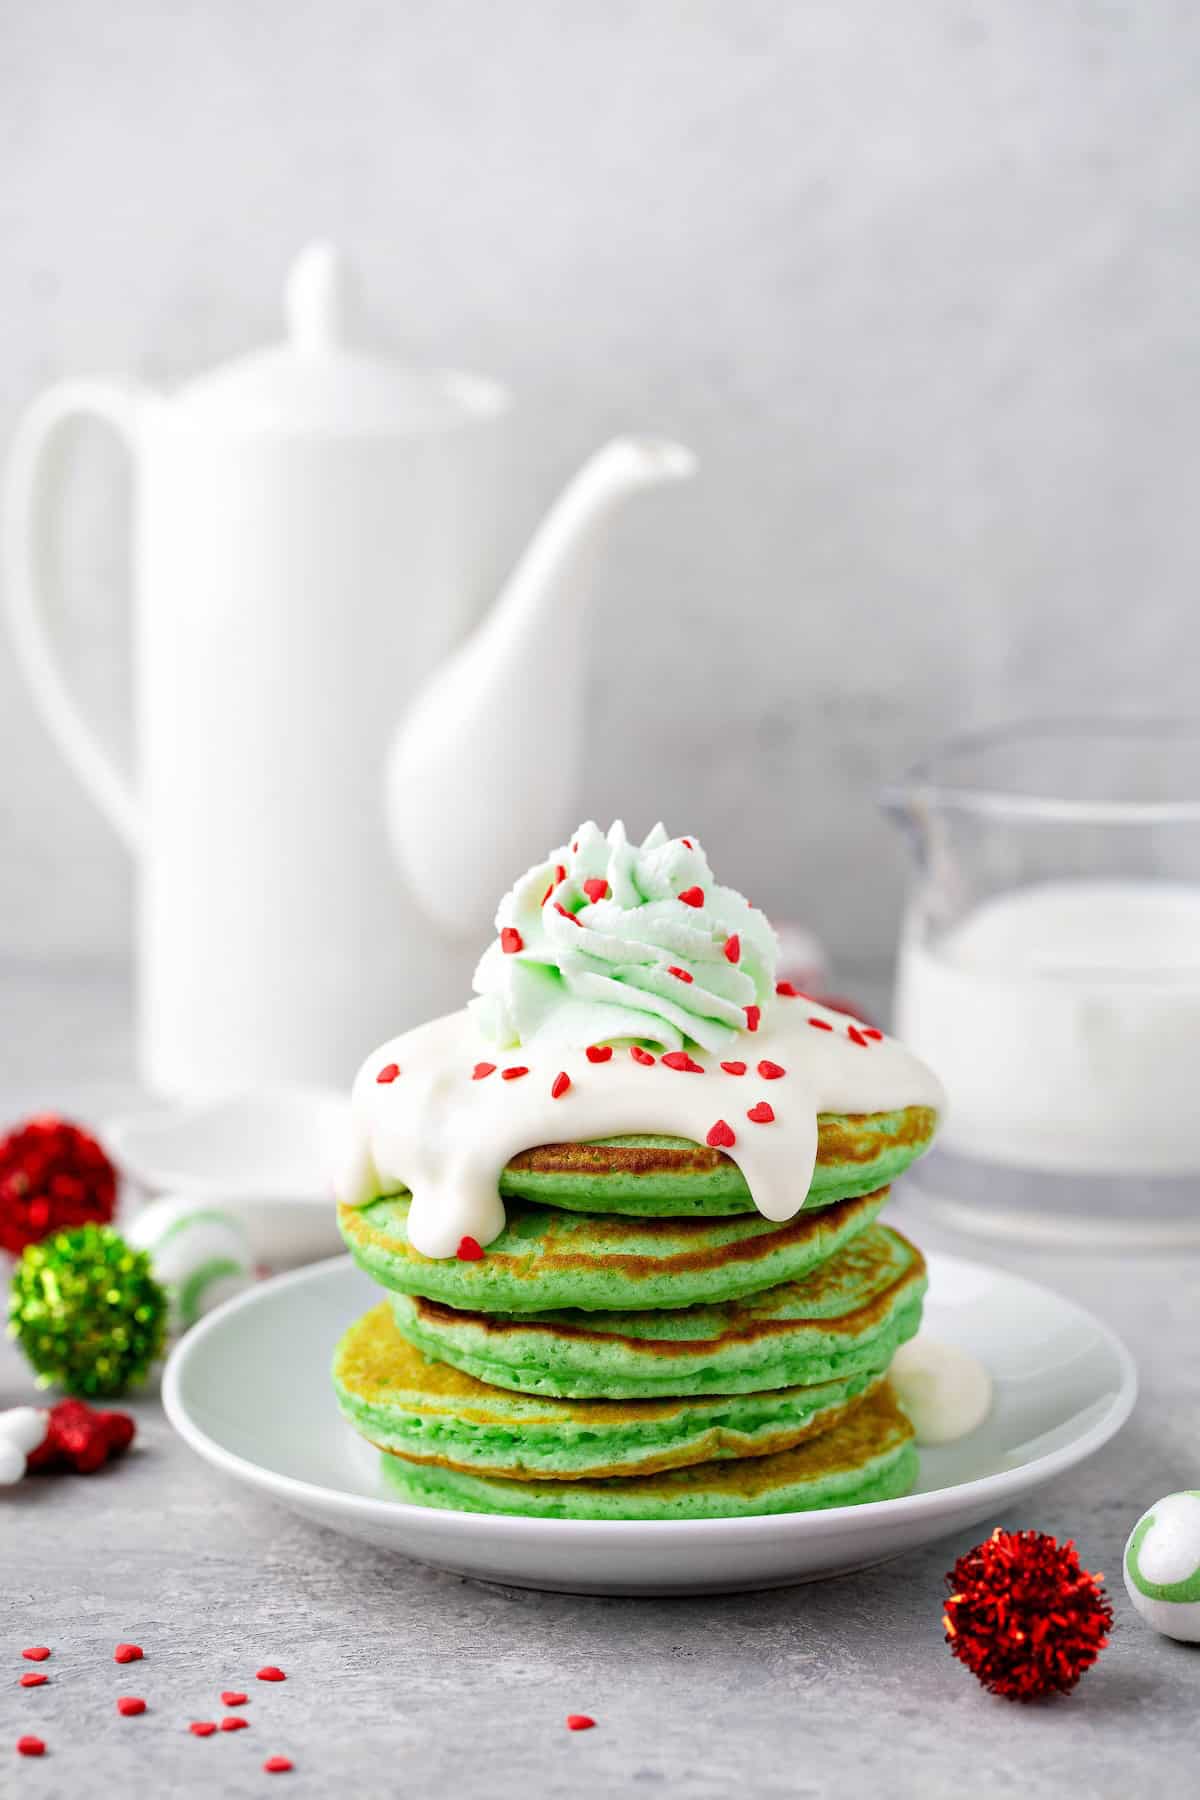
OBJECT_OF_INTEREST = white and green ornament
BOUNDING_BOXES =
[126,1196,254,1334]
[1124,1492,1200,1642]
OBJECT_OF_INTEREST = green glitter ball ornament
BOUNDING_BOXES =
[7,1222,168,1397]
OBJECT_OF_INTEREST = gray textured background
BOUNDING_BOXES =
[4,0,1199,970]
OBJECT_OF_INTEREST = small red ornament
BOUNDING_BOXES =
[26,1399,135,1476]
[0,1116,116,1256]
[943,1528,1112,1701]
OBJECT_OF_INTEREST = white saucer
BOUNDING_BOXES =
[163,1252,1136,1596]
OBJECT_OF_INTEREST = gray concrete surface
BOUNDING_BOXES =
[2,961,1198,1798]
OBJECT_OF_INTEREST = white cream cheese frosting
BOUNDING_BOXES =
[336,820,945,1260]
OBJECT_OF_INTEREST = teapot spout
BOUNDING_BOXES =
[386,436,696,935]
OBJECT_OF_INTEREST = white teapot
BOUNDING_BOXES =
[3,245,694,1094]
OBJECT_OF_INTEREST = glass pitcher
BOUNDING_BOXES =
[882,719,1200,1245]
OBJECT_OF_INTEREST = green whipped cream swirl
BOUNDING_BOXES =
[470,820,779,1055]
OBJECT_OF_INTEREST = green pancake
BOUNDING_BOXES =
[338,1186,887,1314]
[334,1302,891,1480]
[375,1381,918,1519]
[497,1107,938,1217]
[388,1224,926,1400]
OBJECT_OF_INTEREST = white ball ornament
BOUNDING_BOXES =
[126,1196,255,1334]
[1124,1492,1200,1642]
[0,1405,49,1485]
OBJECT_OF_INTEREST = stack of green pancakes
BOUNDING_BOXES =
[334,1106,936,1520]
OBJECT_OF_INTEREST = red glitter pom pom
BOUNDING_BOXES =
[0,1116,116,1256]
[943,1528,1112,1701]
[25,1399,135,1476]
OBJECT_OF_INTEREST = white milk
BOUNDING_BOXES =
[895,880,1200,1175]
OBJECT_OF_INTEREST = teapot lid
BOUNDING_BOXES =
[170,243,508,435]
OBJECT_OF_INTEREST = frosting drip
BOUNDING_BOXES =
[470,820,778,1056]
[336,994,946,1259]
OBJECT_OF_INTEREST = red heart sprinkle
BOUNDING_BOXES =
[582,878,608,904]
[566,1714,596,1731]
[747,1101,775,1124]
[681,837,693,849]
[551,1071,571,1099]
[456,1237,484,1261]
[117,1698,145,1717]
[847,1026,869,1047]
[500,927,523,954]
[630,1047,656,1066]
[189,1721,217,1736]
[554,902,582,927]
[221,1716,249,1732]
[775,981,799,997]
[264,1756,293,1773]
[863,1027,883,1040]
[540,884,553,906]
[666,966,693,983]
[678,886,704,908]
[720,1061,747,1076]
[19,1674,47,1688]
[221,1693,248,1707]
[744,1005,760,1032]
[472,1062,497,1080]
[256,1667,286,1683]
[375,1063,400,1084]
[808,1018,833,1032]
[585,1045,612,1063]
[757,1061,785,1080]
[661,1051,703,1073]
[706,1119,736,1149]
[21,1650,50,1663]
[501,1066,529,1080]
[114,1645,143,1664]
[16,1737,44,1757]
[723,935,740,964]
[556,863,567,884]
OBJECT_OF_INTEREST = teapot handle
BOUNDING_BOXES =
[3,379,146,852]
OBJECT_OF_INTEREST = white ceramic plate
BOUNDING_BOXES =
[163,1252,1136,1596]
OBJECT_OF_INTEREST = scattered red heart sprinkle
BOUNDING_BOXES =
[706,1119,736,1149]
[808,1018,833,1032]
[256,1668,286,1684]
[263,1756,293,1773]
[117,1698,145,1717]
[16,1736,44,1757]
[678,886,704,908]
[472,1062,496,1080]
[776,981,799,997]
[375,1063,400,1084]
[189,1721,217,1737]
[757,1060,785,1080]
[723,935,740,964]
[566,1714,596,1731]
[582,878,609,904]
[863,1028,883,1041]
[551,1071,571,1100]
[847,1025,869,1047]
[744,1005,760,1032]
[19,1674,47,1689]
[553,902,582,927]
[500,927,523,955]
[666,966,693,983]
[114,1645,143,1664]
[21,1650,50,1663]
[630,1047,656,1066]
[221,1692,248,1707]
[681,838,693,849]
[585,1045,612,1063]
[720,1061,747,1076]
[501,1065,529,1080]
[747,1101,775,1124]
[540,884,553,906]
[221,1716,249,1732]
[662,1051,703,1073]
[456,1236,484,1261]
